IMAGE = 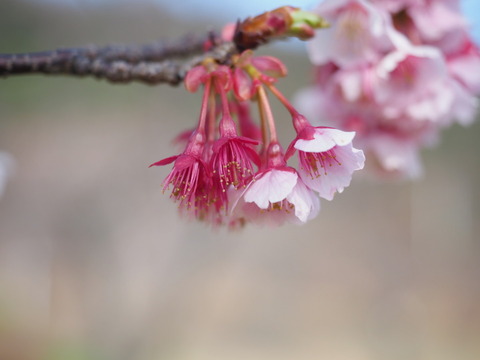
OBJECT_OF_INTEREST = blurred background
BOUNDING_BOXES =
[0,1,479,359]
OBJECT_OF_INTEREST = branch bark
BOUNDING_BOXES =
[0,41,235,86]
[0,32,227,85]
[0,6,323,86]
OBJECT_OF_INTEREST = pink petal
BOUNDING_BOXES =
[309,0,394,67]
[173,155,197,171]
[251,56,288,78]
[448,54,480,94]
[409,1,466,42]
[233,68,253,101]
[149,155,179,168]
[184,66,208,93]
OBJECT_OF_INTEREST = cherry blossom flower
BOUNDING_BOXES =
[240,167,320,225]
[384,0,480,97]
[296,0,479,180]
[210,77,260,193]
[152,9,366,228]
[369,0,417,14]
[151,72,225,222]
[286,115,365,200]
[445,34,480,95]
[210,132,259,191]
[401,0,466,44]
[150,131,213,213]
[375,45,467,125]
[308,0,395,67]
[229,141,320,226]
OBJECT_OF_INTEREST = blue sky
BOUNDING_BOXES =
[31,0,480,42]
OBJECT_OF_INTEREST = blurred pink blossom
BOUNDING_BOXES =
[296,0,479,179]
[308,0,395,67]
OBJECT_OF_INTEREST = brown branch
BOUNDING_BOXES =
[0,42,235,86]
[0,32,222,82]
[87,33,220,63]
[0,6,325,85]
[0,39,235,86]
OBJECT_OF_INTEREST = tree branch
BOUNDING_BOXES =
[0,6,326,86]
[0,42,235,86]
[0,33,226,84]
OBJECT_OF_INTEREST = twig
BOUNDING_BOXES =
[0,33,223,83]
[0,42,235,86]
[0,6,325,85]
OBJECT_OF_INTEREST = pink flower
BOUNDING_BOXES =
[309,0,395,67]
[229,141,321,226]
[210,135,259,191]
[383,0,480,99]
[446,35,480,95]
[294,81,440,180]
[292,0,480,184]
[405,0,466,43]
[150,131,212,212]
[211,76,260,193]
[372,0,467,47]
[235,166,320,226]
[370,0,417,14]
[376,46,449,122]
[375,44,477,126]
[286,118,365,200]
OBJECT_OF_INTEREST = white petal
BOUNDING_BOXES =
[321,128,356,146]
[243,169,297,209]
[287,180,321,223]
[295,128,356,153]
[299,144,365,200]
[295,134,336,153]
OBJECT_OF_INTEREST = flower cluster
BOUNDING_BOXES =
[296,0,479,178]
[151,51,365,228]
